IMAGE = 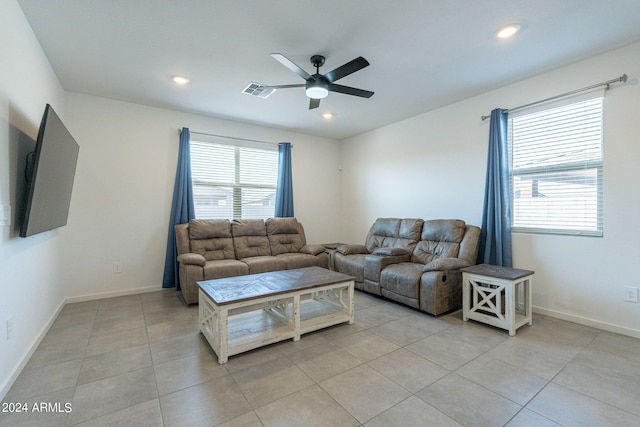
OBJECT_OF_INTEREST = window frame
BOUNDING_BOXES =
[508,96,604,237]
[189,135,279,221]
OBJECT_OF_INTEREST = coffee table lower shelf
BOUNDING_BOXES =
[198,282,354,364]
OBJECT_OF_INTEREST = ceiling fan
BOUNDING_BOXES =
[265,53,374,109]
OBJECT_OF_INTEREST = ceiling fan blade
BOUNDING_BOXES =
[329,83,374,98]
[271,53,311,81]
[263,84,305,89]
[309,98,320,109]
[324,57,370,83]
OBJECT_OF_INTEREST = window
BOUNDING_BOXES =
[190,136,278,220]
[509,97,603,236]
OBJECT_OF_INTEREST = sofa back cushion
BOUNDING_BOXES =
[411,219,466,264]
[365,218,423,252]
[188,219,236,261]
[232,219,271,259]
[266,217,305,255]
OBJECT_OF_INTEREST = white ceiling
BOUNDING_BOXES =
[17,0,640,140]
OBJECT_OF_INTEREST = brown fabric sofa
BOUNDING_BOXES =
[334,218,480,315]
[174,217,328,304]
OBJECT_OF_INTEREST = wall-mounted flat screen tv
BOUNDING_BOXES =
[20,104,80,237]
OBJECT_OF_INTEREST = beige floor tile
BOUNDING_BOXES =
[319,364,411,423]
[231,356,314,409]
[553,348,640,416]
[0,387,74,427]
[149,332,212,365]
[90,312,146,337]
[416,373,521,427]
[216,411,263,427]
[154,351,228,396]
[587,331,640,360]
[255,384,360,427]
[77,344,152,385]
[72,399,163,427]
[367,348,449,393]
[370,318,435,346]
[5,359,82,401]
[505,408,562,427]
[159,375,251,427]
[485,339,572,380]
[406,325,504,370]
[527,383,640,427]
[287,342,363,382]
[145,317,199,343]
[365,395,462,427]
[67,367,158,425]
[84,326,149,357]
[334,330,400,362]
[455,355,548,405]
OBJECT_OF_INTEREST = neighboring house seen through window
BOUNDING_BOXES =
[190,136,278,220]
[508,97,604,236]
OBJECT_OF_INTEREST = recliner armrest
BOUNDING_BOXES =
[177,253,206,267]
[336,244,369,255]
[423,258,471,272]
[300,244,325,256]
[372,247,409,256]
[364,252,411,282]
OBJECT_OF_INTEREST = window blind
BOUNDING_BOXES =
[190,139,278,220]
[509,97,603,236]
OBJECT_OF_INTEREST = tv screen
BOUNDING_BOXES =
[20,104,80,237]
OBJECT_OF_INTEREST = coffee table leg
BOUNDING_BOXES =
[218,307,229,364]
[293,295,301,341]
[348,284,355,324]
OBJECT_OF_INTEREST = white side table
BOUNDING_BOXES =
[461,264,534,336]
[321,243,345,271]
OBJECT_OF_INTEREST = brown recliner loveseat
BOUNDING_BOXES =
[334,218,480,315]
[174,217,328,304]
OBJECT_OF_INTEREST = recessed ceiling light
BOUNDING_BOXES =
[322,112,334,119]
[496,24,520,39]
[172,75,190,85]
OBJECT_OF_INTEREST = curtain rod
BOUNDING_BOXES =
[178,129,280,146]
[481,73,628,121]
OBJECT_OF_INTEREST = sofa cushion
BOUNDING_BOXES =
[188,219,235,261]
[333,253,367,283]
[411,220,466,264]
[266,218,305,255]
[203,259,249,280]
[380,262,423,300]
[366,218,422,252]
[276,253,320,269]
[241,256,287,274]
[232,219,271,259]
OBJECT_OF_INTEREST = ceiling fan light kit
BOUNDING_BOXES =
[260,53,374,109]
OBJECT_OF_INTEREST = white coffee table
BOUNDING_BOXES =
[197,266,355,363]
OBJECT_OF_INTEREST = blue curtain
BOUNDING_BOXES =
[162,128,195,289]
[478,109,513,267]
[275,142,294,217]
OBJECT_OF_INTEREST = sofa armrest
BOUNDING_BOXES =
[300,244,325,256]
[372,247,409,256]
[423,258,471,272]
[337,244,370,255]
[177,253,206,267]
[364,253,411,282]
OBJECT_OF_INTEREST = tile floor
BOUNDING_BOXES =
[1,289,640,426]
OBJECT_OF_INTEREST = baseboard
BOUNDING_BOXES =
[65,285,166,304]
[533,305,640,339]
[0,299,65,402]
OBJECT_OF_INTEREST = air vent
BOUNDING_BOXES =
[242,82,276,99]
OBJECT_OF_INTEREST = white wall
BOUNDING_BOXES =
[341,41,640,337]
[0,0,68,399]
[61,93,342,300]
